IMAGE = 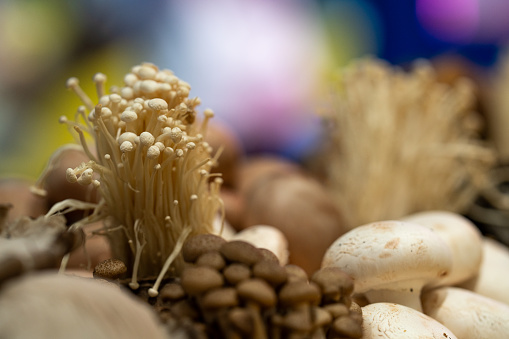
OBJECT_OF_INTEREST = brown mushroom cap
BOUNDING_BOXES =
[311,267,354,303]
[92,258,127,280]
[159,282,186,302]
[236,278,277,308]
[219,240,263,266]
[332,315,363,338]
[223,263,252,285]
[278,281,321,306]
[282,307,313,332]
[201,287,239,309]
[180,266,224,295]
[182,234,227,263]
[252,260,287,287]
[228,307,254,333]
[284,265,308,283]
[195,251,226,271]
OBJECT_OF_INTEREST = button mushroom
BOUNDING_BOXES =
[0,272,168,339]
[459,237,509,305]
[401,210,483,286]
[321,220,452,312]
[362,302,457,338]
[422,286,509,338]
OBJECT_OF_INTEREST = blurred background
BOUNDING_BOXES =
[1,0,509,179]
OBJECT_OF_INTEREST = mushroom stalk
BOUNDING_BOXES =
[40,63,224,285]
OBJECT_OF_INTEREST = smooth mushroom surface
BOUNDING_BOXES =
[361,302,457,339]
[459,237,509,305]
[401,210,483,286]
[0,272,169,339]
[229,224,289,265]
[321,220,452,312]
[422,286,509,338]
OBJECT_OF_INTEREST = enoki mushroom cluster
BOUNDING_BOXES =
[127,234,362,339]
[43,63,223,295]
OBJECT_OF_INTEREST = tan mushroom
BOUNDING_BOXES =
[361,302,457,339]
[321,220,452,312]
[459,237,509,305]
[0,272,168,339]
[229,225,289,265]
[422,286,509,338]
[401,210,483,286]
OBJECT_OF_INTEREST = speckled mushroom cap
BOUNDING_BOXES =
[362,303,457,339]
[321,220,452,302]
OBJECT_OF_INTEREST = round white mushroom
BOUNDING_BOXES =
[459,237,509,305]
[321,220,452,312]
[361,302,457,338]
[422,286,509,338]
[400,210,483,287]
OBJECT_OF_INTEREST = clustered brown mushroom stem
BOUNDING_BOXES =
[34,63,224,295]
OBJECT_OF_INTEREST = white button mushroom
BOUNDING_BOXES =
[401,210,483,287]
[0,273,168,339]
[459,237,509,305]
[422,286,509,338]
[321,220,452,312]
[362,302,457,339]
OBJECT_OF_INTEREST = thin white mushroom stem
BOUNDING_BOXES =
[129,219,146,290]
[148,226,192,297]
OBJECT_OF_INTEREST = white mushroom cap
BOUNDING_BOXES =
[401,210,483,286]
[362,302,457,339]
[0,272,168,339]
[321,220,452,311]
[422,286,509,338]
[229,225,289,265]
[459,237,509,305]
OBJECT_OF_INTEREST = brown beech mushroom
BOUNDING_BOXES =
[401,210,483,286]
[321,220,452,312]
[422,286,509,338]
[180,266,224,296]
[0,272,168,339]
[361,303,457,338]
[459,237,509,305]
[243,172,347,275]
[229,224,289,265]
[236,278,277,339]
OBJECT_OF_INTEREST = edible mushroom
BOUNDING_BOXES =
[401,210,483,286]
[459,237,509,305]
[321,220,452,312]
[422,286,509,338]
[362,302,457,338]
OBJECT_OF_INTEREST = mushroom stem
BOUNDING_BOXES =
[364,284,423,313]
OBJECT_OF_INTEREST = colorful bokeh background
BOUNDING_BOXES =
[1,0,509,179]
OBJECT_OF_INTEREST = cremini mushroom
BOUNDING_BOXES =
[0,272,168,339]
[422,286,509,338]
[243,172,347,275]
[321,220,452,312]
[401,210,483,286]
[459,237,509,305]
[361,302,457,338]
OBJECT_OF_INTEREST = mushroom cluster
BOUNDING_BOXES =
[121,234,362,339]
[32,63,224,295]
